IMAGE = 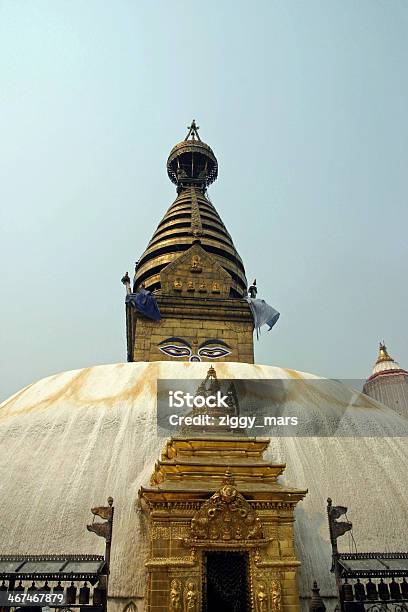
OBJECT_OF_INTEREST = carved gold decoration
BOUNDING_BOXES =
[187,280,195,292]
[189,472,264,543]
[145,556,195,568]
[190,255,202,273]
[169,579,182,610]
[171,523,190,538]
[211,281,220,293]
[190,187,203,238]
[271,579,282,612]
[184,580,198,611]
[149,464,165,486]
[151,523,171,539]
[256,582,268,612]
[173,278,182,291]
[263,524,279,538]
[198,281,207,292]
[253,574,282,612]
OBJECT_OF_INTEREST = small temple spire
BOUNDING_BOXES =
[309,581,326,612]
[370,341,402,376]
[363,341,408,418]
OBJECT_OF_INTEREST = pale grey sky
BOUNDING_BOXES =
[1,1,407,401]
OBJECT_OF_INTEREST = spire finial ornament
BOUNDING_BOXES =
[167,121,218,188]
[185,119,201,142]
[309,581,326,612]
[121,272,131,294]
[377,341,394,364]
[248,279,258,299]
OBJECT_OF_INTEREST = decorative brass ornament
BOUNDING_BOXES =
[169,579,182,610]
[189,473,264,543]
[211,281,220,293]
[198,281,207,292]
[187,280,195,292]
[256,582,268,612]
[184,580,198,611]
[253,572,283,612]
[271,579,282,612]
[151,523,171,540]
[86,497,114,543]
[173,278,182,291]
[190,255,202,273]
[190,187,203,237]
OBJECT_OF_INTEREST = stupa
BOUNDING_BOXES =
[0,124,407,612]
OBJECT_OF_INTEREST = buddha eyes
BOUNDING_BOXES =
[158,339,232,360]
[198,347,231,359]
[159,345,192,358]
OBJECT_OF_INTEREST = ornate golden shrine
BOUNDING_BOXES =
[139,437,307,611]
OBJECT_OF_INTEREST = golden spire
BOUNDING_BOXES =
[376,342,394,365]
[370,341,403,377]
[133,122,247,296]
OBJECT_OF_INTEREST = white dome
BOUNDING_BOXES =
[372,357,402,375]
[1,362,407,608]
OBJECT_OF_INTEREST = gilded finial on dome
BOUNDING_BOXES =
[377,341,394,364]
[167,121,218,189]
[364,340,407,384]
[185,119,201,142]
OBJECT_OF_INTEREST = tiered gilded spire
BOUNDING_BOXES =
[134,122,247,297]
[369,342,407,378]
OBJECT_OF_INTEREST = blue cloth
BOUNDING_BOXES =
[246,298,280,338]
[126,289,161,321]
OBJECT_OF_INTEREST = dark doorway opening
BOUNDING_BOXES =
[204,551,250,612]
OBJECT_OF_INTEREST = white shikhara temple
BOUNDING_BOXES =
[363,342,408,420]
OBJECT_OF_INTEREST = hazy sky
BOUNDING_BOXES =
[1,1,407,401]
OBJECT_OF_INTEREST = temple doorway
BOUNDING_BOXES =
[204,551,250,611]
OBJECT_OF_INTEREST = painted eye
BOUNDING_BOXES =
[159,345,192,358]
[198,347,231,359]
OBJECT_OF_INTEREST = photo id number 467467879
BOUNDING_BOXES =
[0,591,66,606]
